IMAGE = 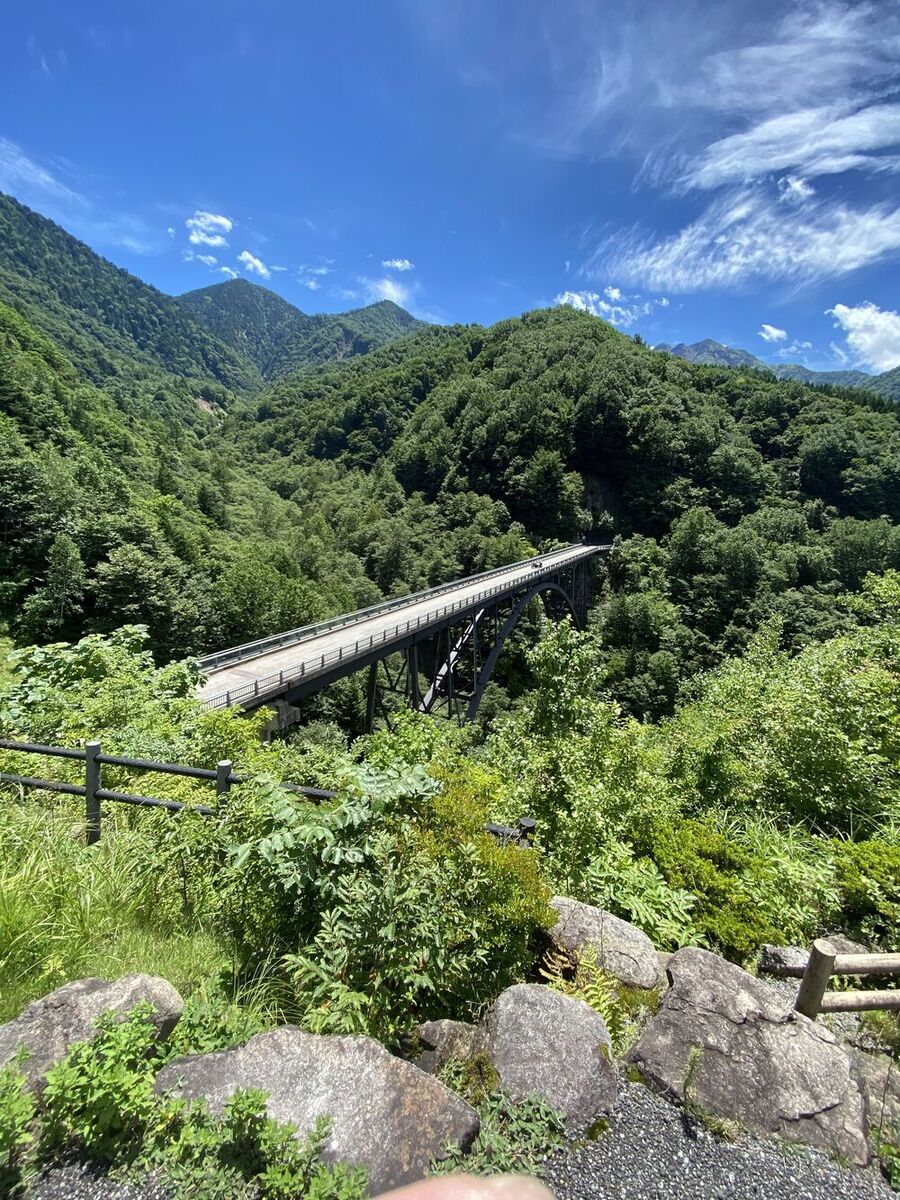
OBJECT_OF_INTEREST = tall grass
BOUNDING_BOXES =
[0,789,227,1021]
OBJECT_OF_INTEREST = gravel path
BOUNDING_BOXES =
[542,1082,895,1200]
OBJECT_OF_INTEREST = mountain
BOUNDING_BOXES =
[177,279,424,379]
[0,193,261,394]
[656,337,899,401]
[654,339,764,369]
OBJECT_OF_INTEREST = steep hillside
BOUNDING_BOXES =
[237,305,900,714]
[177,279,424,377]
[0,193,260,393]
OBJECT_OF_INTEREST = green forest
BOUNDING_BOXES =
[1,193,899,1191]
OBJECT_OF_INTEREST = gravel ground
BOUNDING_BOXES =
[25,1163,171,1200]
[542,1082,895,1200]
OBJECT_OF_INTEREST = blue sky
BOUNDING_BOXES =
[2,0,900,373]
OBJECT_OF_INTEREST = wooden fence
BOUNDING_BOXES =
[781,938,900,1019]
[0,738,535,847]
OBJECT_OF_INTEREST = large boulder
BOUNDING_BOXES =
[155,1026,478,1194]
[0,975,183,1090]
[627,947,869,1165]
[477,983,617,1132]
[549,896,661,990]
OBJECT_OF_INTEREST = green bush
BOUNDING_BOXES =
[0,1054,35,1196]
[832,840,900,947]
[644,819,784,959]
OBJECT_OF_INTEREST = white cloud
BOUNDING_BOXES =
[301,278,321,291]
[381,257,415,271]
[758,323,787,342]
[685,104,900,190]
[555,288,667,327]
[183,250,218,267]
[186,210,233,247]
[604,285,622,300]
[237,249,271,279]
[167,226,176,237]
[778,175,815,203]
[775,338,813,360]
[0,135,83,206]
[219,266,238,279]
[827,301,900,371]
[362,276,411,305]
[605,188,900,291]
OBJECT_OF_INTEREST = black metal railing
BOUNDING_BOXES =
[0,739,535,848]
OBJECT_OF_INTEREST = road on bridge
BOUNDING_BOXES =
[199,543,602,710]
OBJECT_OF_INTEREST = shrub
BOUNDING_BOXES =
[832,840,900,947]
[0,1054,35,1196]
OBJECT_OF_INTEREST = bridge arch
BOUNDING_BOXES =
[465,581,579,721]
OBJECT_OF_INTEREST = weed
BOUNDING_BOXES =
[0,1053,36,1196]
[431,1092,567,1176]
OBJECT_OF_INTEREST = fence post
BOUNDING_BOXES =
[216,760,233,799]
[85,740,102,845]
[795,938,837,1019]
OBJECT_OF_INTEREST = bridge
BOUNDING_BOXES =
[198,542,609,727]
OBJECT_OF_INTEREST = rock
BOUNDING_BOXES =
[549,896,662,990]
[626,947,870,1165]
[827,934,869,956]
[0,975,183,1090]
[850,1047,900,1145]
[412,1019,479,1075]
[155,1026,478,1193]
[758,944,809,975]
[477,983,617,1132]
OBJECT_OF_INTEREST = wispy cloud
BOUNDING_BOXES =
[0,135,162,253]
[237,249,271,279]
[758,323,787,342]
[604,189,900,291]
[361,276,412,305]
[183,250,217,268]
[186,210,233,247]
[301,278,321,291]
[219,266,238,279]
[555,287,668,327]
[828,301,900,371]
[382,257,415,271]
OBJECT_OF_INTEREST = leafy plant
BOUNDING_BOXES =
[0,1053,36,1196]
[431,1092,567,1176]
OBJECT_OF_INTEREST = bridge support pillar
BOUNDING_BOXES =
[365,662,378,733]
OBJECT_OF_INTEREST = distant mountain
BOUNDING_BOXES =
[655,337,898,402]
[177,279,425,379]
[0,193,261,393]
[655,339,763,369]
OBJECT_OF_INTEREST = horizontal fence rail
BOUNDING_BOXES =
[0,739,536,848]
[790,938,900,1019]
[201,544,609,712]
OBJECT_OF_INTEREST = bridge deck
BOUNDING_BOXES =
[199,544,602,710]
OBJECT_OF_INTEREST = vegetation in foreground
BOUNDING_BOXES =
[0,570,897,1035]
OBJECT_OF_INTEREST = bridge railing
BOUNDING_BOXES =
[201,544,609,710]
[199,543,602,674]
[0,739,537,849]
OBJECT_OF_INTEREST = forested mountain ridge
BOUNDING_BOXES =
[0,193,262,395]
[1,197,899,725]
[235,305,900,714]
[656,336,897,400]
[177,278,425,378]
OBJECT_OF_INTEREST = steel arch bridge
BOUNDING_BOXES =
[197,542,609,729]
